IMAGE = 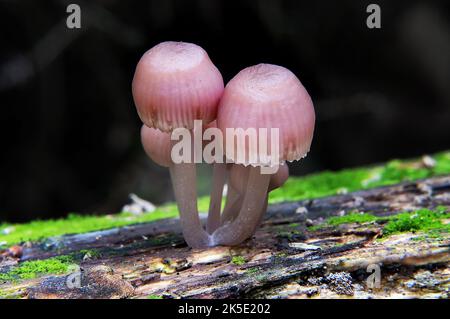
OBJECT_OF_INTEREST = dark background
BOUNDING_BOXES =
[1,0,449,222]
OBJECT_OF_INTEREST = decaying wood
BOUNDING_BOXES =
[1,175,449,299]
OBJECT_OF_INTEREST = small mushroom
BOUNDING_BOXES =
[133,42,224,248]
[203,121,228,234]
[211,64,315,246]
[221,163,289,225]
[134,45,315,249]
[140,125,172,168]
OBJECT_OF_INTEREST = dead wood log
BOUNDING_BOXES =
[1,175,449,299]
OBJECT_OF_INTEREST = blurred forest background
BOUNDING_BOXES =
[0,0,449,222]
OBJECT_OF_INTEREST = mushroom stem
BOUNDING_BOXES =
[222,190,268,232]
[220,186,243,224]
[253,195,268,232]
[206,163,227,233]
[169,162,211,248]
[220,163,286,226]
[212,166,270,246]
[220,164,249,224]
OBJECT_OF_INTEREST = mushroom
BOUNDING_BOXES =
[203,121,228,234]
[211,64,315,246]
[140,122,227,237]
[221,162,289,226]
[133,42,224,248]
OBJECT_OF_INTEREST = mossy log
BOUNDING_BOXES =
[1,175,449,299]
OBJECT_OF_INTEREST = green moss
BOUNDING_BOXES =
[306,225,323,232]
[0,249,106,283]
[410,231,446,242]
[0,205,179,247]
[147,294,163,299]
[0,255,75,282]
[309,206,449,238]
[382,207,450,236]
[0,288,23,299]
[231,256,246,266]
[327,212,378,226]
[245,267,260,275]
[411,235,426,242]
[307,211,377,231]
[431,151,450,175]
[269,167,373,203]
[269,151,450,203]
[1,151,449,247]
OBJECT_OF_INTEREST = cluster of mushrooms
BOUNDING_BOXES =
[132,41,315,248]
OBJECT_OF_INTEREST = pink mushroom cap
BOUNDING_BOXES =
[132,41,224,132]
[140,125,172,167]
[217,63,315,166]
